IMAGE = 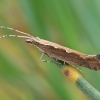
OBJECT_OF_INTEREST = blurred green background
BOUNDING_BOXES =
[0,0,100,100]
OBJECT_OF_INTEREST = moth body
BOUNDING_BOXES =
[1,26,100,71]
[26,37,100,70]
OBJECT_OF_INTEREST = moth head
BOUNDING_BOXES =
[26,38,33,44]
[25,37,39,45]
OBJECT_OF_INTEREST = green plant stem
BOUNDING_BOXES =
[52,58,100,100]
[76,76,100,100]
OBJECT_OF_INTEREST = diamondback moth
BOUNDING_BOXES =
[0,26,100,70]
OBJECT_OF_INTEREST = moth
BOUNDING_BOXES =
[0,26,100,71]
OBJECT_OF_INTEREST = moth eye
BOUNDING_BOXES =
[96,54,100,59]
[26,39,33,44]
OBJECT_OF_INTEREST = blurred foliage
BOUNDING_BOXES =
[0,0,100,100]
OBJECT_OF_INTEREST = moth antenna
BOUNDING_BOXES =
[0,34,31,39]
[0,26,32,37]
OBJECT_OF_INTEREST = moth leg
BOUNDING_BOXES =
[51,58,65,68]
[74,66,84,74]
[40,53,50,62]
[68,64,84,74]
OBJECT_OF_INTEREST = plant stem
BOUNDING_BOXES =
[61,65,100,100]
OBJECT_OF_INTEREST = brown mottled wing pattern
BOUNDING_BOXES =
[84,55,100,70]
[26,37,100,70]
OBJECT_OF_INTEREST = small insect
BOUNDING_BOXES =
[0,26,100,71]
